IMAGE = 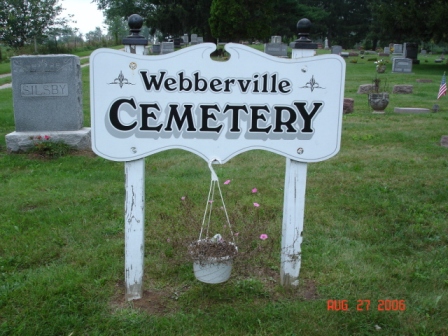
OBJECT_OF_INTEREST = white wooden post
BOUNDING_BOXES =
[281,159,307,286]
[123,14,148,301]
[280,18,317,286]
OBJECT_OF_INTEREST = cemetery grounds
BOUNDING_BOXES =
[0,47,447,335]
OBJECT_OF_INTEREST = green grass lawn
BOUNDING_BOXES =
[0,47,447,335]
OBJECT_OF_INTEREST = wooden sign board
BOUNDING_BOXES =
[90,43,345,163]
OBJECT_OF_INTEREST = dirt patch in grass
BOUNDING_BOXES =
[110,282,182,316]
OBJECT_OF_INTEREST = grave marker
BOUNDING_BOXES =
[331,45,342,55]
[393,44,403,54]
[160,41,175,54]
[392,58,413,73]
[190,34,198,45]
[404,42,419,64]
[264,43,287,57]
[271,35,282,44]
[5,55,90,152]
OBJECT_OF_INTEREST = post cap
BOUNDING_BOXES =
[290,18,317,50]
[122,14,148,46]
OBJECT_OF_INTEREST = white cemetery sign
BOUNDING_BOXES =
[91,44,344,163]
[90,43,346,299]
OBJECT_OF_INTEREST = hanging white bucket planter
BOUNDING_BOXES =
[193,259,233,284]
[189,238,238,284]
[190,160,238,284]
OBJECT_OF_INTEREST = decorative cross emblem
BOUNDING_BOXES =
[108,71,135,88]
[301,75,325,92]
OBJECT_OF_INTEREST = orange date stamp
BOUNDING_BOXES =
[327,300,406,311]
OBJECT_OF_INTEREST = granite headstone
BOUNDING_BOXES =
[264,43,287,57]
[11,55,83,132]
[331,45,342,55]
[160,42,175,54]
[271,36,282,44]
[190,34,198,45]
[392,58,413,73]
[393,44,403,54]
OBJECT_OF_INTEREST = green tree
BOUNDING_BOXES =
[296,0,371,48]
[370,0,448,44]
[105,16,128,45]
[0,0,65,48]
[94,0,214,40]
[209,0,273,41]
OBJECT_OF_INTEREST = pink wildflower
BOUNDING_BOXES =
[260,234,268,240]
[224,179,231,185]
[252,188,258,193]
[253,202,260,207]
[44,135,50,140]
[181,196,186,200]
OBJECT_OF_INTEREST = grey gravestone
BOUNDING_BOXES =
[152,44,161,54]
[393,44,403,54]
[324,37,329,50]
[161,42,175,54]
[271,36,281,44]
[384,47,390,55]
[392,58,413,73]
[421,50,427,56]
[6,55,90,152]
[197,37,204,44]
[190,34,198,45]
[393,85,413,94]
[331,45,342,55]
[183,34,189,44]
[394,107,430,114]
[264,43,287,57]
[11,55,83,132]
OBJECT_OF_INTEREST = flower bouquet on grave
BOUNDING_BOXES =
[374,59,389,73]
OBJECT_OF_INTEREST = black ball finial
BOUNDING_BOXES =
[128,14,144,36]
[296,18,312,42]
[122,14,148,45]
[290,18,317,50]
